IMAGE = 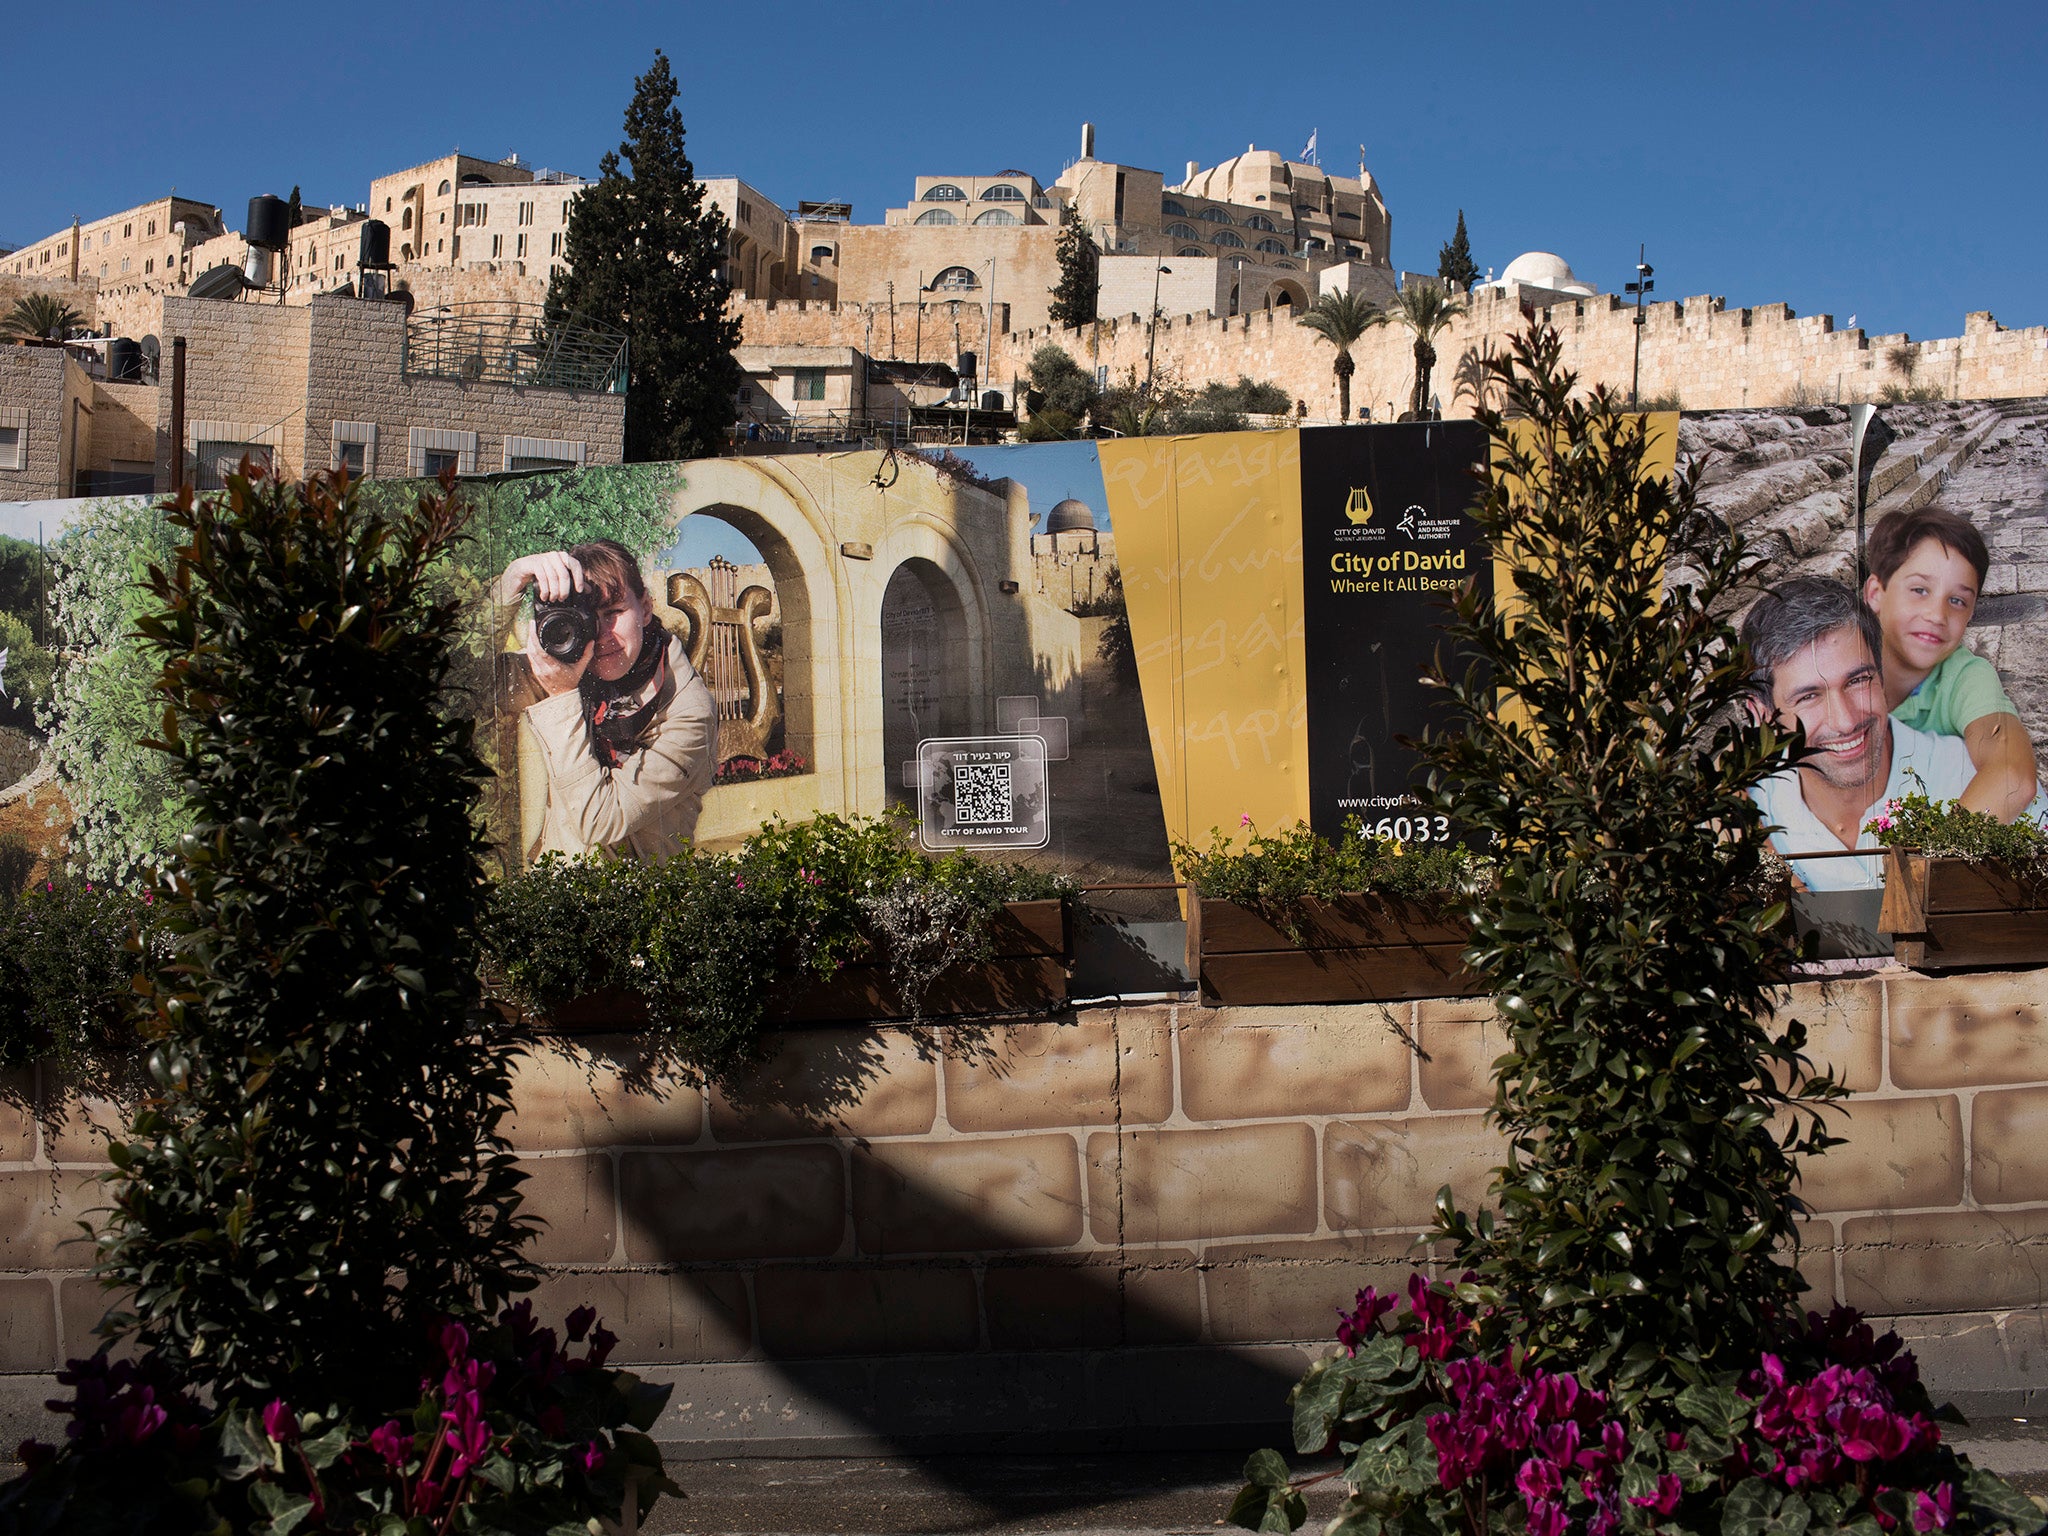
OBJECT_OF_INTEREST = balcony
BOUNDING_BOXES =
[403,300,626,395]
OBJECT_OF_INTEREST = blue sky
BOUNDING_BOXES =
[6,1,2043,343]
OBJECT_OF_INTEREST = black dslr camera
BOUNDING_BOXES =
[531,586,600,663]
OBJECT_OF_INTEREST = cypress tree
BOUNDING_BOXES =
[1437,209,1479,290]
[1048,202,1100,330]
[546,51,744,461]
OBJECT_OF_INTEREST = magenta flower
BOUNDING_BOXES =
[1628,1472,1682,1515]
[438,1320,470,1364]
[580,1439,609,1473]
[261,1398,296,1444]
[1914,1485,1954,1531]
[1335,1287,1396,1354]
[367,1418,411,1472]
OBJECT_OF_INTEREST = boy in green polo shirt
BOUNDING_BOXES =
[1862,507,2039,820]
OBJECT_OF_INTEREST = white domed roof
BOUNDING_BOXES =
[1497,251,1595,296]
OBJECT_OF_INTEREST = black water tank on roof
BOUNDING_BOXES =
[245,195,290,251]
[359,220,391,268]
[982,390,1003,411]
[957,350,977,379]
[106,338,142,382]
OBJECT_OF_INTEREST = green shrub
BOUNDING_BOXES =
[486,810,1075,1077]
[0,860,159,1071]
[96,469,534,1415]
[1173,817,1490,944]
[38,496,184,882]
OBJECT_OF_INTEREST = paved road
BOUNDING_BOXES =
[635,1430,2048,1535]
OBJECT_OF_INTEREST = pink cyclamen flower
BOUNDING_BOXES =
[1914,1485,1954,1531]
[1627,1473,1682,1515]
[1240,813,1253,827]
[261,1399,296,1444]
[580,1440,609,1473]
[367,1419,411,1472]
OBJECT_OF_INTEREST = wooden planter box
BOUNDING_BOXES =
[1186,889,1482,1007]
[531,899,1071,1029]
[1880,852,2048,970]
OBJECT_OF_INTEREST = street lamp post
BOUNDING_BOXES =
[1626,245,1654,409]
[1144,264,1172,396]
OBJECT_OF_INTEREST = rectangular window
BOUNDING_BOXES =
[550,231,562,255]
[0,422,24,472]
[516,233,527,258]
[408,427,478,477]
[491,235,502,259]
[503,435,587,471]
[332,421,377,475]
[791,368,826,401]
[452,236,460,258]
[120,257,131,273]
[194,441,272,491]
[518,201,534,225]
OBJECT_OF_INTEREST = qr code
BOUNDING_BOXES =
[954,763,1013,826]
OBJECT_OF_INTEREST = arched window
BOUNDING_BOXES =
[1161,199,1187,217]
[1164,222,1199,241]
[1198,207,1231,223]
[438,179,452,195]
[1255,238,1289,255]
[1246,214,1277,231]
[915,208,958,226]
[1177,246,1207,257]
[1212,229,1245,248]
[1343,245,1363,259]
[1270,259,1297,270]
[402,208,413,229]
[810,244,836,263]
[930,266,979,291]
[973,208,1018,225]
[980,183,1025,201]
[922,184,966,201]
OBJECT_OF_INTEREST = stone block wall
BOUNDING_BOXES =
[8,966,2048,1451]
[0,347,73,500]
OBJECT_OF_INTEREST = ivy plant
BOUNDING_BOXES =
[485,809,1075,1077]
[1173,815,1491,945]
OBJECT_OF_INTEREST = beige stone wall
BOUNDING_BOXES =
[0,347,76,498]
[146,294,624,485]
[811,222,1060,334]
[730,298,1010,387]
[7,966,2048,1441]
[0,275,100,333]
[994,287,2048,422]
[89,380,160,471]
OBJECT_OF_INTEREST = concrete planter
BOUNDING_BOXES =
[535,898,1072,1029]
[1185,889,1481,1006]
[1881,852,2048,970]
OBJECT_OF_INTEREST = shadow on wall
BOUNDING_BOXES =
[504,1012,1434,1479]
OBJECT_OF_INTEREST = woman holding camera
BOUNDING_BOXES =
[494,539,718,862]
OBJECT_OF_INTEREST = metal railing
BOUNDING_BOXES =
[403,301,627,395]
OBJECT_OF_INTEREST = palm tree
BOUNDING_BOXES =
[1370,282,1466,419]
[1295,289,1381,423]
[0,294,83,344]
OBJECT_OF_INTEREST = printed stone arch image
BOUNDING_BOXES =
[479,448,1176,885]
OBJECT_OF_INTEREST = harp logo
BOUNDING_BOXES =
[1344,486,1374,526]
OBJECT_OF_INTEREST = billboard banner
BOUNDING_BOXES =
[1297,421,1489,843]
[12,401,2044,918]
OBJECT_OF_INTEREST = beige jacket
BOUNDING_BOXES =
[522,634,719,863]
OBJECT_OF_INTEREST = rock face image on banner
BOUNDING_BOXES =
[1297,421,1489,842]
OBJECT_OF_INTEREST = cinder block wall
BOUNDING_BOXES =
[5,967,2046,1451]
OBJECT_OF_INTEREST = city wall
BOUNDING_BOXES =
[731,297,1011,380]
[985,287,2048,419]
[735,286,2048,421]
[4,965,2047,1453]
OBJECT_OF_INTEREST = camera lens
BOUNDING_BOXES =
[534,603,592,663]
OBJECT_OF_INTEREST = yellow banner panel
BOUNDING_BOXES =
[1099,431,1311,856]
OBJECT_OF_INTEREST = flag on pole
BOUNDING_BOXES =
[1302,130,1318,165]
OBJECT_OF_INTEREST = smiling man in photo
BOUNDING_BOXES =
[1740,576,1977,891]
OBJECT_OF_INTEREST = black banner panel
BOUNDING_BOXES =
[1299,422,1490,844]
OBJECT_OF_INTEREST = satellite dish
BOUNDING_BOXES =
[139,335,161,364]
[189,263,251,300]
